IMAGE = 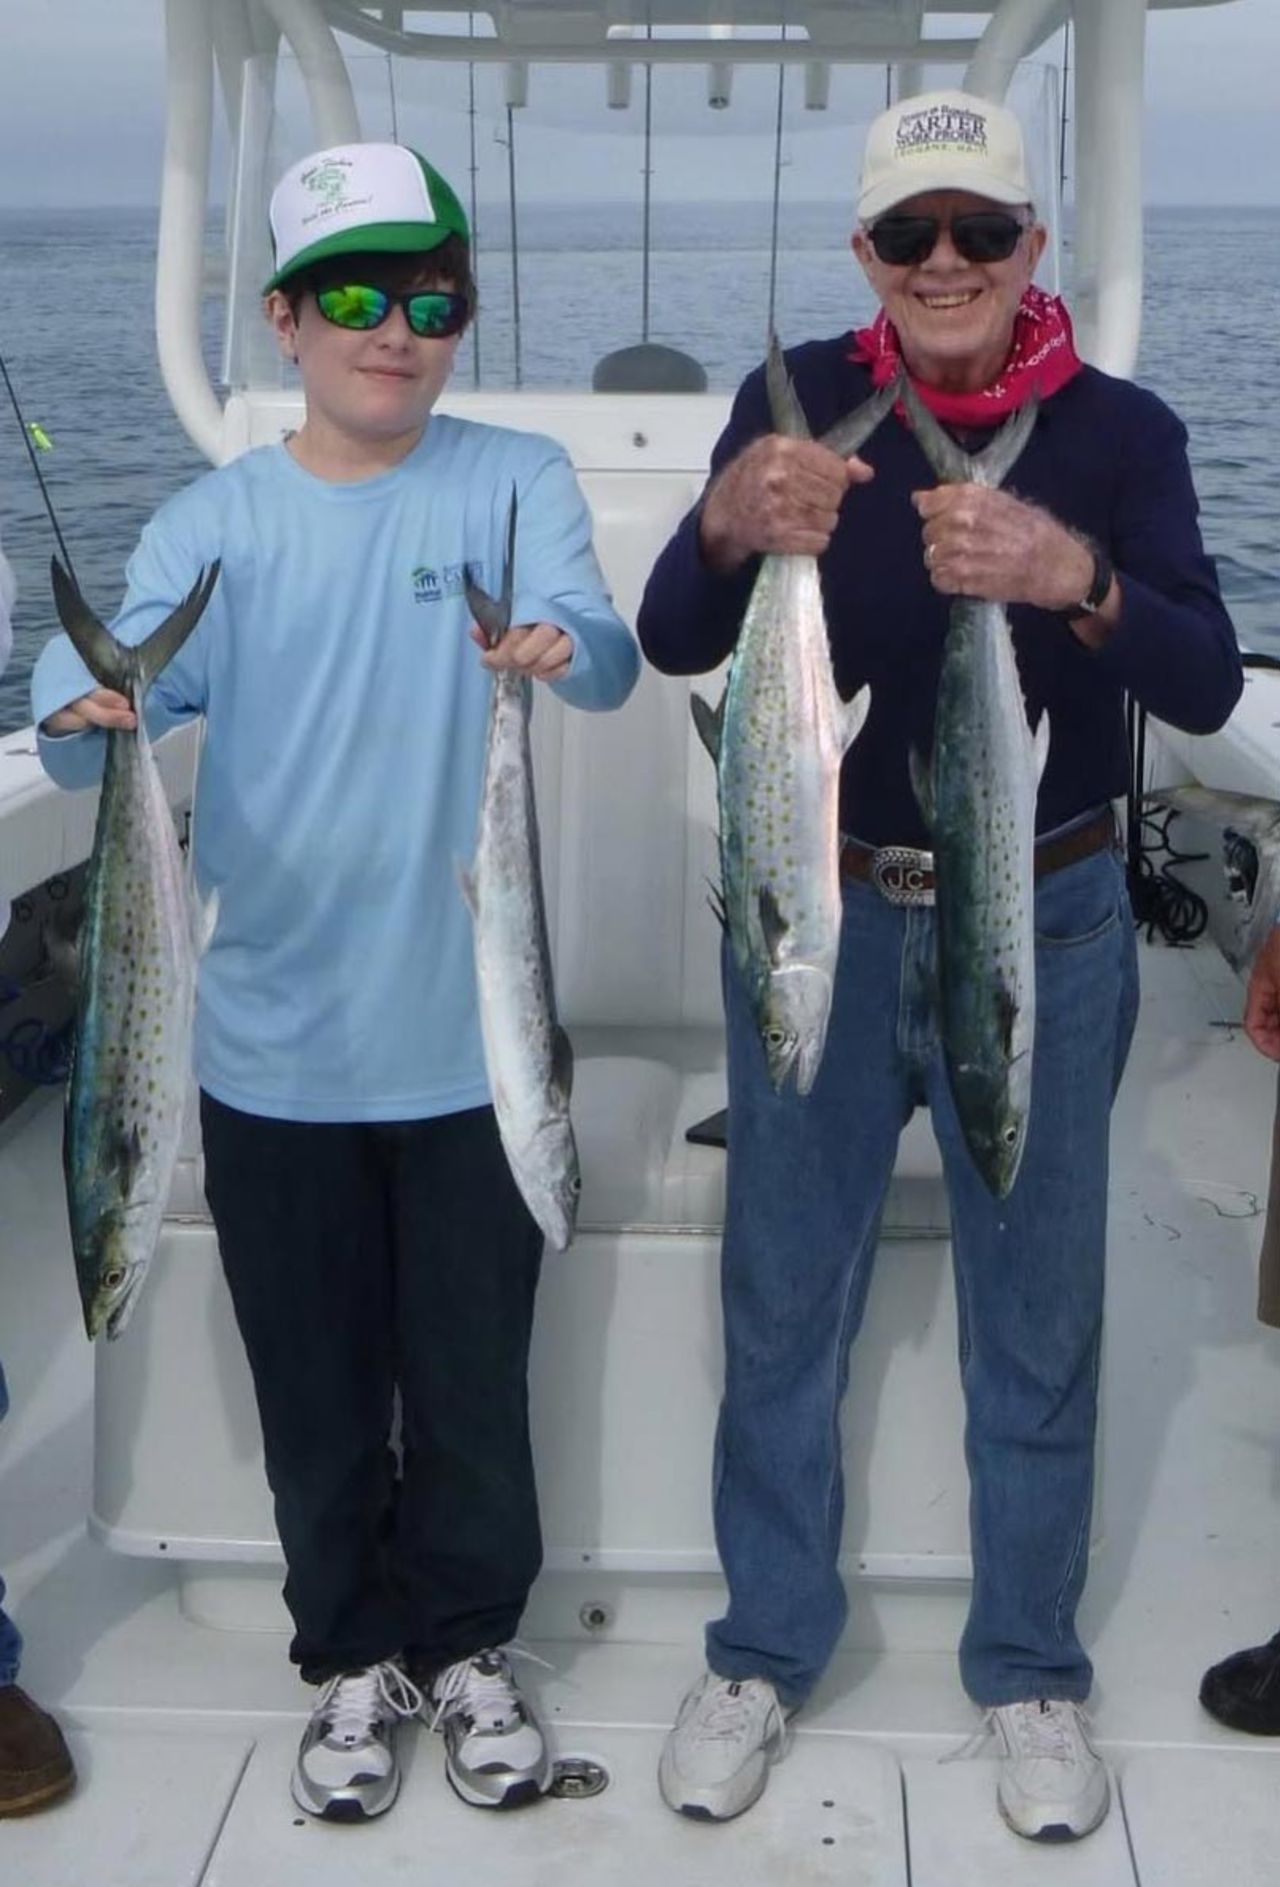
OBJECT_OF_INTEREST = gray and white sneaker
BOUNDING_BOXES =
[429,1649,551,1808]
[290,1661,423,1822]
[992,1699,1110,1842]
[658,1670,788,1821]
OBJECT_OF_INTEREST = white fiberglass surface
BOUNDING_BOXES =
[4,935,1280,1883]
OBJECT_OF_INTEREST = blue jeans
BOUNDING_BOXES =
[0,1361,21,1684]
[706,843,1139,1708]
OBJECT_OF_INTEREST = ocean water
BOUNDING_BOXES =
[0,201,1276,734]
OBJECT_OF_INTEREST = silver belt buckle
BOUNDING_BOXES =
[870,844,935,907]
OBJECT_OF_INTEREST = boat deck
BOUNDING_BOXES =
[4,932,1280,1884]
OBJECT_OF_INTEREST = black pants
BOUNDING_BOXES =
[200,1092,544,1683]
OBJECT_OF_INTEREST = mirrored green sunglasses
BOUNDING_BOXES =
[314,283,468,338]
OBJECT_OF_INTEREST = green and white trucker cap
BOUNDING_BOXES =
[263,142,470,293]
[857,89,1031,223]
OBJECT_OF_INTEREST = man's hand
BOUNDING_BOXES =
[1245,926,1280,1060]
[42,688,136,735]
[913,485,1119,642]
[472,621,573,684]
[698,436,875,573]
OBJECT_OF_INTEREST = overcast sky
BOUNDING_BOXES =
[0,0,1276,208]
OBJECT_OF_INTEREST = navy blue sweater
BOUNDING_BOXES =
[636,338,1243,849]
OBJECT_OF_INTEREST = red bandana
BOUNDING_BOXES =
[848,285,1083,426]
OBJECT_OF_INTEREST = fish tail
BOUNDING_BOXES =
[465,486,518,651]
[818,370,900,458]
[899,377,1038,489]
[135,563,221,692]
[51,558,129,692]
[52,558,220,696]
[764,331,812,441]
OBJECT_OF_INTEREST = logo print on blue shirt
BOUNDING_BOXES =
[413,560,485,605]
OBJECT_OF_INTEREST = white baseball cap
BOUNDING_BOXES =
[858,89,1032,223]
[264,142,469,293]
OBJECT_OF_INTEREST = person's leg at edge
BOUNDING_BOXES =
[0,1360,76,1817]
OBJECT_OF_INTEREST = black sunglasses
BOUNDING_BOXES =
[866,210,1030,268]
[314,283,469,338]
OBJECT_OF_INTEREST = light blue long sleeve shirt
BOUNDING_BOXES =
[32,416,638,1121]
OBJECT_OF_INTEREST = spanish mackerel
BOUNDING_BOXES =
[693,339,897,1093]
[53,556,220,1338]
[901,380,1045,1198]
[460,494,580,1251]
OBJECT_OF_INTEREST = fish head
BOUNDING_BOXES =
[951,1065,1029,1200]
[760,964,833,1096]
[512,1115,582,1252]
[81,1217,150,1340]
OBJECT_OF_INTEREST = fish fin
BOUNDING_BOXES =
[103,1121,144,1199]
[972,394,1039,488]
[134,563,222,693]
[764,331,811,440]
[690,690,725,763]
[705,877,728,932]
[837,682,871,755]
[465,488,518,649]
[50,558,130,692]
[897,378,973,484]
[551,1024,575,1105]
[817,371,900,458]
[1032,710,1051,784]
[193,884,220,958]
[995,980,1019,1057]
[758,884,789,958]
[41,911,80,989]
[909,745,935,830]
[455,858,479,920]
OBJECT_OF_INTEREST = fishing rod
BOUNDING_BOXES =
[0,347,79,590]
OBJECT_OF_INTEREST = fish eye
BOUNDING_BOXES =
[1001,1124,1019,1147]
[765,1027,790,1049]
[103,1265,127,1291]
[570,1176,583,1195]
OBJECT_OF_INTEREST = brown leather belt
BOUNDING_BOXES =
[840,807,1117,908]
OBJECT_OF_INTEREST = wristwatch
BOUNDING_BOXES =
[1069,541,1114,617]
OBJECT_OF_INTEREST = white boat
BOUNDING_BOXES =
[2,3,1279,1881]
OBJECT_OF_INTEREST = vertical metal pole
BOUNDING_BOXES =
[641,49,652,341]
[468,11,481,387]
[1058,18,1071,201]
[765,26,787,338]
[507,104,522,388]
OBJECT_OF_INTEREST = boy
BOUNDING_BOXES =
[32,141,638,1822]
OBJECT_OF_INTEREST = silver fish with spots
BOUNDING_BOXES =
[54,556,219,1338]
[693,339,897,1094]
[459,495,580,1251]
[901,381,1045,1199]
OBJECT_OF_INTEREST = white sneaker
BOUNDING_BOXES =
[290,1661,423,1821]
[658,1671,788,1821]
[992,1699,1110,1842]
[429,1649,551,1808]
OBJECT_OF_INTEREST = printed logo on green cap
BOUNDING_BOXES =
[303,159,352,209]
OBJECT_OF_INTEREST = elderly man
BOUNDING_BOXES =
[638,87,1240,1842]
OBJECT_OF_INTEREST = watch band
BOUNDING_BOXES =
[1071,543,1114,617]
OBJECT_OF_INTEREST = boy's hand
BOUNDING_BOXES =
[472,621,573,684]
[42,689,137,734]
